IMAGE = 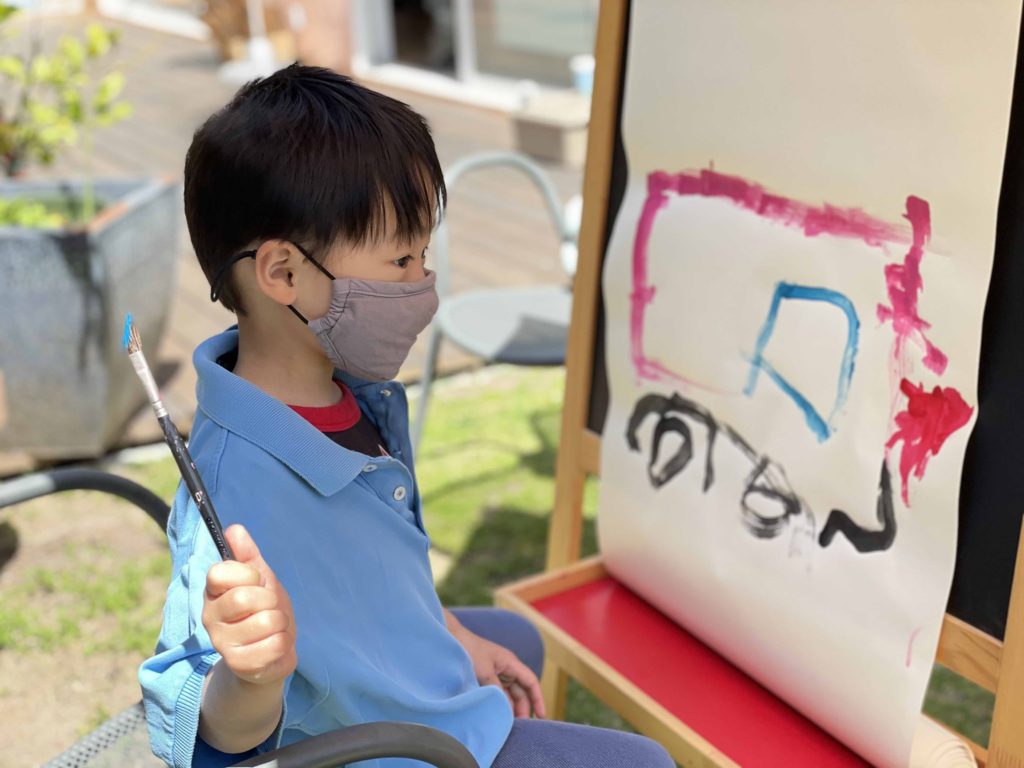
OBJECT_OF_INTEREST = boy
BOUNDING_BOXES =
[140,64,673,768]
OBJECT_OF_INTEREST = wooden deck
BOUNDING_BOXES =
[8,14,582,468]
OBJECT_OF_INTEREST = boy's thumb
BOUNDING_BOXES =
[224,524,262,566]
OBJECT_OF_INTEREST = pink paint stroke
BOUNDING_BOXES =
[906,627,922,668]
[631,168,909,387]
[885,379,973,505]
[876,197,949,377]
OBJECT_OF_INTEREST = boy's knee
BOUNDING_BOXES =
[496,609,544,679]
[634,735,675,768]
[496,720,674,768]
[606,730,675,768]
[451,608,545,679]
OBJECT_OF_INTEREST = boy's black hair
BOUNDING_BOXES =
[185,64,446,314]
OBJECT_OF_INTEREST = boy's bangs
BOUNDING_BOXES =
[302,98,447,252]
[363,164,445,247]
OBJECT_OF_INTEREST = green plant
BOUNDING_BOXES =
[0,195,63,227]
[0,7,133,223]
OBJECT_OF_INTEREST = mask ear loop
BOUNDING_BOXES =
[209,250,256,303]
[288,242,335,323]
[293,242,335,280]
[208,243,335,324]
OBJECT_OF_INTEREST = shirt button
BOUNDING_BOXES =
[362,464,377,473]
[381,389,392,397]
[393,486,407,501]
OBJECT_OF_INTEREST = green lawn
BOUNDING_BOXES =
[0,364,993,749]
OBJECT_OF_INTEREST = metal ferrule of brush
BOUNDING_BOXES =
[129,351,168,419]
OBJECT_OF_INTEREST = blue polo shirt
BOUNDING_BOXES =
[139,329,513,767]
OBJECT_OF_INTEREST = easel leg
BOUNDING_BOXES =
[542,664,569,720]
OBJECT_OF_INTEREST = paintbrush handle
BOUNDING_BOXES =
[159,416,235,561]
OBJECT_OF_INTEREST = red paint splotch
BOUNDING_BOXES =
[877,197,949,376]
[886,379,973,505]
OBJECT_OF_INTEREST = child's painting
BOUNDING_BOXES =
[597,2,1021,765]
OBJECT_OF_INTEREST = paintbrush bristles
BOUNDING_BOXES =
[127,323,143,355]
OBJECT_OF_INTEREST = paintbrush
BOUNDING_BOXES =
[123,314,235,560]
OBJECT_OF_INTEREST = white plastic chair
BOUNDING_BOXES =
[411,151,579,454]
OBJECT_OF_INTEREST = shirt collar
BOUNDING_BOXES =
[193,328,369,496]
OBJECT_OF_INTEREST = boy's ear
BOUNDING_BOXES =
[251,240,302,307]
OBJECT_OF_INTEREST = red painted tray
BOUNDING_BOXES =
[532,576,870,767]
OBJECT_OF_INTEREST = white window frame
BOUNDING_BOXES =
[352,0,538,112]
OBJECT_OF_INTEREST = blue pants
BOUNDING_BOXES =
[198,609,674,767]
[450,608,675,768]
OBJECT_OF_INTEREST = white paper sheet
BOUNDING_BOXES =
[597,2,1020,765]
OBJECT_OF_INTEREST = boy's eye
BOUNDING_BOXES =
[393,249,428,269]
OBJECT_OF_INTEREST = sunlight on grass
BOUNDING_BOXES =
[80,704,112,738]
[415,368,566,555]
[0,544,168,655]
[923,666,993,747]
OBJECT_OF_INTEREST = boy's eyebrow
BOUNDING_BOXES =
[384,247,423,259]
[386,233,431,250]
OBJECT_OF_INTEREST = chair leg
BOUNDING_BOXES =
[541,664,569,721]
[412,325,443,457]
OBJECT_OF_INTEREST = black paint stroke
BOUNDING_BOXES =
[626,392,808,542]
[626,393,718,491]
[650,416,693,488]
[818,461,896,553]
[720,424,803,539]
[740,457,803,540]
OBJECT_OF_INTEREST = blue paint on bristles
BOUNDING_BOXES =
[122,313,133,351]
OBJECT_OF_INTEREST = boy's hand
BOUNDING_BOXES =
[202,524,297,686]
[454,627,546,719]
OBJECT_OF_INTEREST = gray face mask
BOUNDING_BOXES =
[209,244,438,382]
[308,269,438,382]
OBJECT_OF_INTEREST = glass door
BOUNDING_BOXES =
[472,0,597,87]
[391,0,456,74]
[355,0,597,88]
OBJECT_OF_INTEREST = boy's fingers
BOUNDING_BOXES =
[481,671,526,717]
[479,671,501,690]
[216,608,290,646]
[205,560,261,599]
[224,524,263,567]
[530,679,547,719]
[506,681,531,719]
[222,630,295,683]
[224,524,281,588]
[499,659,546,719]
[214,585,278,622]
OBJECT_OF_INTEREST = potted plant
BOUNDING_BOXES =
[0,8,181,459]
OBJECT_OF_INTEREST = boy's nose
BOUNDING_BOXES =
[405,260,427,282]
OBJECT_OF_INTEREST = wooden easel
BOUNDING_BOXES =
[496,2,1024,765]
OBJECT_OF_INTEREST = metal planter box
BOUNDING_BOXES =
[0,178,181,459]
